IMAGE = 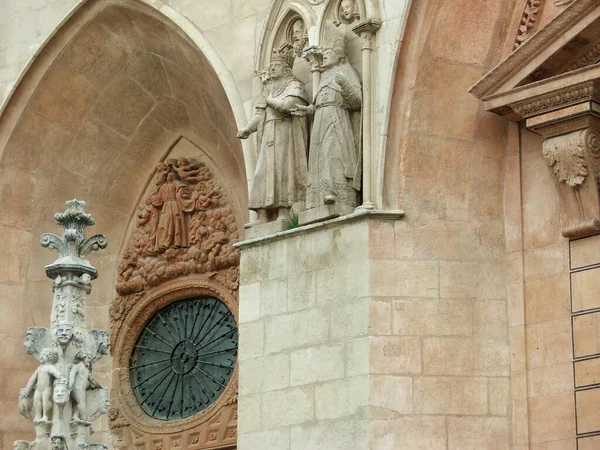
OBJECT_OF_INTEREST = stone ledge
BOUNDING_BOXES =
[235,209,405,250]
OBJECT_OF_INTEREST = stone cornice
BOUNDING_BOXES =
[470,0,600,99]
[235,209,404,249]
[510,80,600,118]
[482,64,600,114]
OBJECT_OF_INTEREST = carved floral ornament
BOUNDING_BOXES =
[543,131,590,187]
[514,0,577,49]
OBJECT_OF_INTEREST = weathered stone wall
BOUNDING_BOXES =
[237,217,376,450]
[504,125,576,449]
[237,209,513,449]
[381,0,517,447]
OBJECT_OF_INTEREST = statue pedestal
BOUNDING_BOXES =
[235,210,404,450]
[244,219,289,239]
[298,203,356,226]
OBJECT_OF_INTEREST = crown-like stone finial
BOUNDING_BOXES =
[40,199,107,280]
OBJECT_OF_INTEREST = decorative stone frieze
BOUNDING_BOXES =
[561,39,600,74]
[15,200,108,450]
[510,81,600,118]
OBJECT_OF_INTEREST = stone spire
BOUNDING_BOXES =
[16,200,109,450]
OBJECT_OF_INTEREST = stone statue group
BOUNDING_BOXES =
[14,200,109,450]
[16,322,109,450]
[238,19,362,225]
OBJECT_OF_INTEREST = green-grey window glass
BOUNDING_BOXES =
[130,296,238,420]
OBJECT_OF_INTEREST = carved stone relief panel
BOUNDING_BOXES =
[115,155,240,296]
[110,146,240,449]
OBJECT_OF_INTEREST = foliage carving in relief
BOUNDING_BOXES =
[115,157,240,296]
[514,0,544,50]
[543,136,589,187]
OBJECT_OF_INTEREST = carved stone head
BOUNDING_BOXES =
[270,44,295,79]
[98,332,109,356]
[56,322,74,346]
[39,347,59,364]
[256,68,271,85]
[50,435,67,450]
[75,350,93,368]
[290,19,308,56]
[24,329,35,355]
[322,21,347,67]
[53,379,70,406]
[340,0,357,23]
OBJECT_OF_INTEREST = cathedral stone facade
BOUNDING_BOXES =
[1,0,600,449]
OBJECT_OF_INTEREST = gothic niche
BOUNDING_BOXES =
[239,0,377,235]
[115,157,240,297]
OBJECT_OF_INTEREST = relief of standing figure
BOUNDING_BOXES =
[20,348,63,424]
[292,21,362,209]
[237,43,309,224]
[69,350,102,422]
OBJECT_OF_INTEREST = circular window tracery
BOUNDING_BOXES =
[129,296,238,421]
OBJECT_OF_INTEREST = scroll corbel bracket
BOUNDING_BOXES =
[540,127,600,238]
[79,234,108,258]
[40,233,68,258]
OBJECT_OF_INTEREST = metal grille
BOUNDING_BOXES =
[130,297,238,420]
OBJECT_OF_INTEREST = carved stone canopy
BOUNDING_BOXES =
[470,0,600,239]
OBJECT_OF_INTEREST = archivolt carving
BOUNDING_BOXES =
[115,157,240,296]
[514,0,545,50]
[110,153,240,449]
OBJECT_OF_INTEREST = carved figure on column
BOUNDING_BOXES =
[14,200,109,450]
[69,350,102,422]
[20,348,63,424]
[294,21,362,209]
[237,43,309,224]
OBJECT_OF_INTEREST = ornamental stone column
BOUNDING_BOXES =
[353,19,381,211]
[15,200,108,450]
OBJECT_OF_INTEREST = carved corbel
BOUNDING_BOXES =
[522,100,600,238]
[542,127,600,237]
